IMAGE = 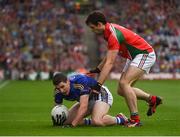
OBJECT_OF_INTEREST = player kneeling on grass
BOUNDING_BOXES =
[52,72,128,127]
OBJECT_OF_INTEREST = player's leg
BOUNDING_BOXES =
[119,54,154,100]
[119,75,162,112]
[91,101,112,126]
[89,86,128,126]
[132,82,162,116]
[118,76,150,101]
[132,87,150,101]
[118,52,162,127]
[131,79,156,102]
[118,59,135,98]
[91,101,128,126]
[118,65,144,125]
[127,53,162,116]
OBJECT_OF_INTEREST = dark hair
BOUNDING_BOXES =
[52,72,67,85]
[85,11,107,25]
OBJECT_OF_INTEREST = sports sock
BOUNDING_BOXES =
[149,95,156,104]
[116,116,125,124]
[147,95,152,103]
[130,112,140,123]
[84,118,91,125]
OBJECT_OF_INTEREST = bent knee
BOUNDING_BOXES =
[119,79,130,86]
[92,118,105,126]
[117,90,124,96]
[117,87,124,96]
[117,83,126,96]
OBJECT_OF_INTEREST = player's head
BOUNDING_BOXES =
[52,72,70,95]
[85,11,106,34]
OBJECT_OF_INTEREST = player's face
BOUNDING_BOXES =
[88,22,105,34]
[55,80,70,95]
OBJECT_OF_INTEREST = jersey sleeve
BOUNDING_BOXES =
[107,34,120,50]
[77,79,91,96]
[54,90,63,104]
[80,84,90,96]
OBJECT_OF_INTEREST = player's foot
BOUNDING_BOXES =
[147,96,162,116]
[126,119,142,127]
[116,113,129,125]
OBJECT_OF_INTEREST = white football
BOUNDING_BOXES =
[51,105,68,125]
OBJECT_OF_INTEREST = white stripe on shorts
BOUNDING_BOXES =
[122,52,156,74]
[138,54,148,69]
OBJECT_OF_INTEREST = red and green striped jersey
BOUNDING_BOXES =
[104,23,154,60]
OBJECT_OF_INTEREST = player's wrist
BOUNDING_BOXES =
[91,82,102,91]
[97,82,102,91]
[97,82,102,86]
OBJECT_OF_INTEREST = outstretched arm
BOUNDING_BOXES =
[98,50,118,84]
[97,56,106,70]
[71,95,89,127]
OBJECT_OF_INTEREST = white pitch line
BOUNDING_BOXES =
[0,81,9,90]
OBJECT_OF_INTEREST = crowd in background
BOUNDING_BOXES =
[0,0,89,80]
[96,0,180,73]
[0,0,180,80]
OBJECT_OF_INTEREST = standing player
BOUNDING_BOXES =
[85,11,162,127]
[52,72,128,127]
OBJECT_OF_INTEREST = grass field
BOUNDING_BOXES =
[0,79,180,136]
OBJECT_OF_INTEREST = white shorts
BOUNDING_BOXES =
[88,86,113,111]
[122,52,156,74]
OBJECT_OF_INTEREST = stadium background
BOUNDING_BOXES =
[0,0,180,136]
[0,0,179,80]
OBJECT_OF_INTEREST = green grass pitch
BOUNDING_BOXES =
[0,80,180,136]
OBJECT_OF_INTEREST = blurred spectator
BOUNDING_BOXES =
[0,0,179,80]
[95,0,180,73]
[0,0,89,80]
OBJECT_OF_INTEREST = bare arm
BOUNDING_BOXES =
[71,95,89,127]
[97,56,106,70]
[98,50,118,84]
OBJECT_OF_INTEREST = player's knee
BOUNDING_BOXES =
[117,86,124,96]
[119,79,129,88]
[118,79,130,95]
[117,90,124,96]
[92,118,105,126]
